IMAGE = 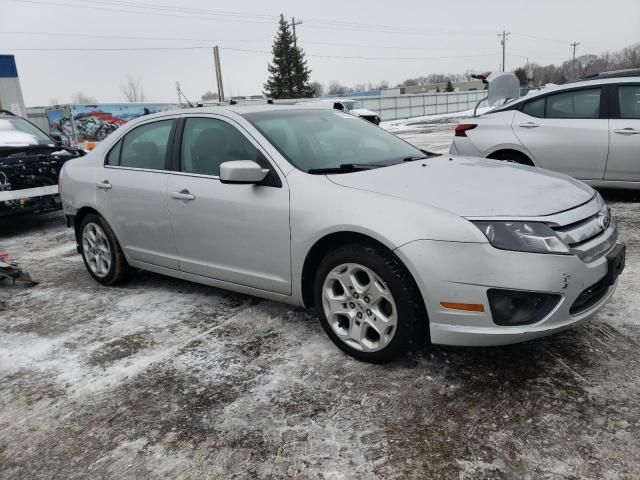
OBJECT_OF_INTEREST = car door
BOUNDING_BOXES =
[605,83,640,182]
[512,87,609,179]
[98,118,179,269]
[166,115,291,294]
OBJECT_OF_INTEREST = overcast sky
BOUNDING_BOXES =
[1,0,639,106]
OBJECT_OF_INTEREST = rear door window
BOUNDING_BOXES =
[545,88,601,119]
[618,85,640,119]
[118,120,173,170]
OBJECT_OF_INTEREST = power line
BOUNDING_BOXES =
[0,30,503,52]
[9,0,564,42]
[3,44,527,61]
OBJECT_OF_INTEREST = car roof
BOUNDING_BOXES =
[124,104,330,123]
[505,76,640,106]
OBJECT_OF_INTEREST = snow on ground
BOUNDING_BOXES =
[380,107,492,154]
[381,106,492,133]
[1,128,639,479]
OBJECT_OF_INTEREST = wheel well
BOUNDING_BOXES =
[72,206,100,246]
[487,149,534,166]
[301,232,397,308]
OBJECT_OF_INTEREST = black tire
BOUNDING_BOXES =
[79,213,129,286]
[313,242,428,364]
[488,150,533,166]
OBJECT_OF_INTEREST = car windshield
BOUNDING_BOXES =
[0,115,53,147]
[342,100,363,110]
[243,110,423,173]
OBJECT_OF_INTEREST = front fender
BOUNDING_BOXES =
[287,170,487,301]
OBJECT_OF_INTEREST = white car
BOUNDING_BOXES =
[299,98,380,125]
[60,106,624,363]
[450,70,640,189]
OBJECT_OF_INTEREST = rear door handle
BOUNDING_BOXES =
[96,180,112,190]
[519,122,540,128]
[170,190,195,201]
[614,128,640,135]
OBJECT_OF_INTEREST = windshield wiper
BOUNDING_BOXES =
[403,150,440,162]
[307,163,384,174]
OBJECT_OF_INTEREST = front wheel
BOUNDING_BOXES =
[313,243,428,363]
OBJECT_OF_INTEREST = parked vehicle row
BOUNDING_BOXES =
[60,104,625,363]
[451,70,640,189]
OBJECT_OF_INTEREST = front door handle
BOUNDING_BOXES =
[96,180,112,190]
[519,122,540,128]
[170,190,195,201]
[614,128,640,135]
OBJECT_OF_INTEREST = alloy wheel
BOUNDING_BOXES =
[82,222,112,278]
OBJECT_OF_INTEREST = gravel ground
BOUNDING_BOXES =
[1,127,639,479]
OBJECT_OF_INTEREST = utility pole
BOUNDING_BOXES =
[290,17,303,49]
[213,45,225,103]
[498,30,510,72]
[570,41,581,79]
[175,81,181,107]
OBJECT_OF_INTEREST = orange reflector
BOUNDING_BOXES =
[440,302,485,312]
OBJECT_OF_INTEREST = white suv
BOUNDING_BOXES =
[450,70,640,189]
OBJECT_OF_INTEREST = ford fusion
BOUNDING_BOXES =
[59,106,625,363]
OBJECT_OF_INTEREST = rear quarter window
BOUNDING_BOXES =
[106,140,122,166]
[522,97,545,118]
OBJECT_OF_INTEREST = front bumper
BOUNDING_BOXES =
[395,239,623,347]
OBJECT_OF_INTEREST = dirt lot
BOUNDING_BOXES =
[1,129,639,479]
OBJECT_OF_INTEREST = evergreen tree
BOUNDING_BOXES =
[264,15,314,99]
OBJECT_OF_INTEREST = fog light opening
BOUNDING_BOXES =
[487,289,561,326]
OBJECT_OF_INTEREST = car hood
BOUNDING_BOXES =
[327,156,595,217]
[349,108,378,117]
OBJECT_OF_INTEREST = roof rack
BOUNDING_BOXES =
[570,68,640,82]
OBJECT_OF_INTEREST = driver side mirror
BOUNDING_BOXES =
[219,160,269,185]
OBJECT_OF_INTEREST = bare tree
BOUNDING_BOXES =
[71,92,98,104]
[120,74,146,102]
[48,98,60,106]
[326,81,352,96]
[310,81,325,97]
[201,91,218,101]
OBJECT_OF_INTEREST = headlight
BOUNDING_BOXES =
[472,221,570,254]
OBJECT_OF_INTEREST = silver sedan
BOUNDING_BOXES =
[59,106,625,363]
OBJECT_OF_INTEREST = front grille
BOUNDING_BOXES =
[570,276,610,315]
[551,202,617,263]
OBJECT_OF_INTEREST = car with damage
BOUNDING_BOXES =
[59,105,625,363]
[450,69,640,189]
[0,110,84,215]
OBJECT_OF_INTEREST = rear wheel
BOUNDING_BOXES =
[80,213,129,285]
[314,243,427,363]
[488,150,533,165]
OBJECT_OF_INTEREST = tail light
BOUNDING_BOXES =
[455,124,477,137]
